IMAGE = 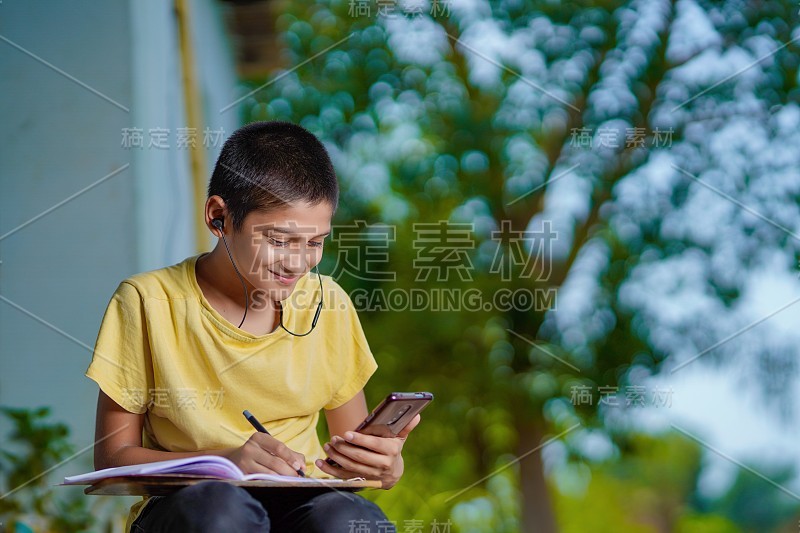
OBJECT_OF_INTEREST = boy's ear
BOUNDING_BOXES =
[205,195,228,232]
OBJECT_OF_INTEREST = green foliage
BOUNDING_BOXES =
[553,429,800,533]
[0,406,121,533]
[675,514,742,533]
[555,432,684,532]
[240,0,800,529]
[695,463,800,532]
[0,407,72,495]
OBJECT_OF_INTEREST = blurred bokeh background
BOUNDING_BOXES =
[2,0,800,531]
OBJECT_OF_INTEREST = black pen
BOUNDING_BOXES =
[243,409,305,477]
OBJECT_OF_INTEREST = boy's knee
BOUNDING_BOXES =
[179,479,247,501]
[171,481,270,531]
[305,492,393,532]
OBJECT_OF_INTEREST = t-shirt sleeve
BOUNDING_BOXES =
[85,281,154,414]
[324,289,378,410]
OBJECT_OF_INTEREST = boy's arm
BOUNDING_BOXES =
[93,389,234,470]
[94,390,306,476]
[324,389,369,440]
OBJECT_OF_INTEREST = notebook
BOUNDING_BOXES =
[63,455,365,485]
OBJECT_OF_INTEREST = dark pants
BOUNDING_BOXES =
[130,480,396,533]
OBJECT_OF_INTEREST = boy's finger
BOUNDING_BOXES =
[291,451,307,472]
[258,454,298,477]
[339,431,389,454]
[329,436,385,466]
[250,464,282,476]
[254,433,305,473]
[316,457,359,479]
[322,443,382,478]
[396,413,421,439]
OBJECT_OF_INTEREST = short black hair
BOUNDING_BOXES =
[207,121,339,233]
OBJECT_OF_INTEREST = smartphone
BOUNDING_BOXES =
[325,392,433,468]
[355,392,433,437]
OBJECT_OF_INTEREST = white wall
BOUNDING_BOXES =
[0,0,239,519]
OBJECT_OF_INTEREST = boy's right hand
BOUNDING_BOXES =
[226,432,306,476]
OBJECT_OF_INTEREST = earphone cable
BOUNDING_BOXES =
[218,232,249,328]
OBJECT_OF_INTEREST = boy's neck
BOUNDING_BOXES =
[196,245,279,314]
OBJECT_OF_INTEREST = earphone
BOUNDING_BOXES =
[211,218,249,328]
[211,217,324,335]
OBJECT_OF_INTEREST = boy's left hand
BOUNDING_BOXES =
[315,414,421,489]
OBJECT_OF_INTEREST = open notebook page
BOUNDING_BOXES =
[63,455,364,484]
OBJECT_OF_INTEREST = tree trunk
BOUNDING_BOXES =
[516,411,559,533]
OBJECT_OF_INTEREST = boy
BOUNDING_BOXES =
[86,121,420,532]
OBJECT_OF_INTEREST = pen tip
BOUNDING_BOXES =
[243,409,251,417]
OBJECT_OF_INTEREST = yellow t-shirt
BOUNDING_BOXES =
[84,253,378,532]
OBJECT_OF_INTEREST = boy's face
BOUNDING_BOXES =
[233,200,333,303]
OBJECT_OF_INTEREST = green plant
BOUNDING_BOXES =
[0,406,99,532]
